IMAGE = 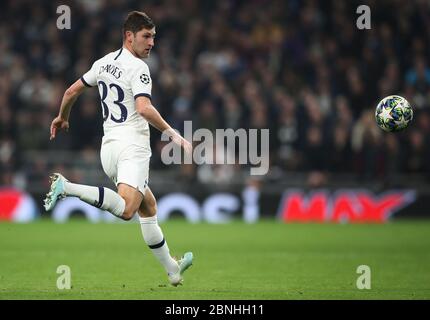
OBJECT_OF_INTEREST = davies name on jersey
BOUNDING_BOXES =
[98,64,123,79]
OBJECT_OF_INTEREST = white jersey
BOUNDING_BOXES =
[81,47,152,150]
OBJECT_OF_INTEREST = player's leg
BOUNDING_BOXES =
[138,187,193,286]
[44,173,137,220]
[137,187,179,275]
[43,173,125,216]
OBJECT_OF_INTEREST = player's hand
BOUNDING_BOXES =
[50,116,69,140]
[171,134,192,155]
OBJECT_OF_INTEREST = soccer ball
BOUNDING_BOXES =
[375,95,413,132]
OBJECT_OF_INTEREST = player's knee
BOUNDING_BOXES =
[122,204,137,221]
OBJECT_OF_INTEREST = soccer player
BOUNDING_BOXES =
[44,11,193,286]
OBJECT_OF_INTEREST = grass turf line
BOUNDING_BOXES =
[0,219,429,299]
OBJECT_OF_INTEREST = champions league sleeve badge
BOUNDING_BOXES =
[140,74,151,84]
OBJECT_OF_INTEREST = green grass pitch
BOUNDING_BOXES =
[0,219,429,299]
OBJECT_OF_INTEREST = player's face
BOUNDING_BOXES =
[132,28,155,59]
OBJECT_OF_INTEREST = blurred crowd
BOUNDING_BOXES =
[1,0,430,189]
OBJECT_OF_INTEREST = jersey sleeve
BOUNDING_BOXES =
[81,61,98,87]
[131,63,152,100]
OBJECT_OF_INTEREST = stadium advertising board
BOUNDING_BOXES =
[0,188,39,222]
[277,190,416,223]
[0,188,418,223]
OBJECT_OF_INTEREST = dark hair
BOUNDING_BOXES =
[123,11,155,36]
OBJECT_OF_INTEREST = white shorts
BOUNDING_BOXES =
[100,139,151,195]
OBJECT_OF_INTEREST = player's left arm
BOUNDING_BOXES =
[50,79,87,140]
[136,96,192,154]
[132,63,192,154]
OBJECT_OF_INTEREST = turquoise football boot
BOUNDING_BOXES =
[168,252,194,286]
[43,173,67,211]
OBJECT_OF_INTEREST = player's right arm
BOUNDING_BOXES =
[50,79,87,140]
